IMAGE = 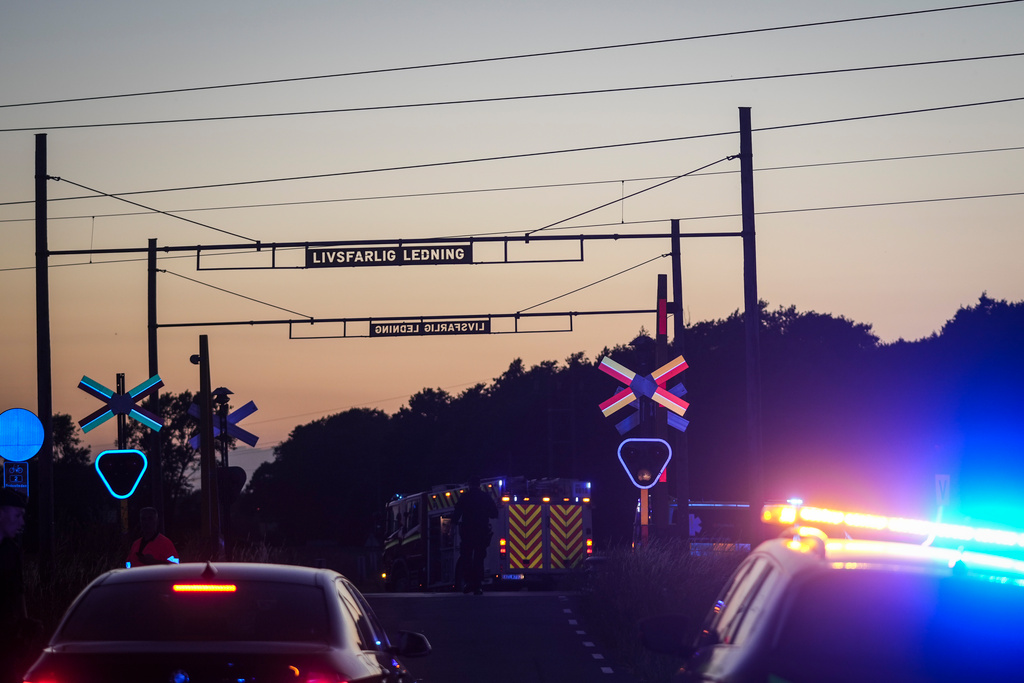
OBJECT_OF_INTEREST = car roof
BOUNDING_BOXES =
[754,532,1024,582]
[93,562,343,587]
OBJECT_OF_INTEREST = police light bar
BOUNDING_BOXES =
[172,584,237,593]
[762,503,1024,548]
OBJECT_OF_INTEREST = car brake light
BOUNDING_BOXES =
[172,583,237,593]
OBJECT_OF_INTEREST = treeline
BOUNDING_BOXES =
[34,295,1024,551]
[244,294,1024,548]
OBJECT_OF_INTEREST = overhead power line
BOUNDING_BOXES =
[2,144,1020,219]
[4,189,1019,274]
[49,176,258,242]
[32,94,1024,197]
[1,0,1019,110]
[4,51,1023,133]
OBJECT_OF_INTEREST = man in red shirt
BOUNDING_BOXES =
[126,507,179,567]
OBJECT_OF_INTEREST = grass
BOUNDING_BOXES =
[576,539,746,683]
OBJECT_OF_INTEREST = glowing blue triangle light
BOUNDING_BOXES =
[94,449,148,500]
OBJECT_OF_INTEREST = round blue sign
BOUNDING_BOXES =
[0,408,45,462]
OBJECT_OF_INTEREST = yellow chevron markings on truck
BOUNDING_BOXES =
[509,503,543,569]
[549,504,584,569]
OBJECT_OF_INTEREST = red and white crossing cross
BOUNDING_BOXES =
[78,374,164,433]
[188,400,260,450]
[599,356,689,417]
[598,356,690,433]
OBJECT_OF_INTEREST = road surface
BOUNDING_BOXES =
[367,591,641,682]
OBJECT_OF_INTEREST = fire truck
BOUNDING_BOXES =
[382,476,593,591]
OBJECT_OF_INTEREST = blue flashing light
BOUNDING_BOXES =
[169,555,180,564]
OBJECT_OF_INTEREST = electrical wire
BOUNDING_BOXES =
[158,269,313,319]
[518,253,670,314]
[3,144,1021,218]
[2,0,1019,110]
[3,188,1019,274]
[526,156,734,236]
[12,93,1020,201]
[5,51,1024,133]
[49,176,259,242]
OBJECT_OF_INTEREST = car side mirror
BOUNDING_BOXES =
[639,614,695,658]
[394,630,432,657]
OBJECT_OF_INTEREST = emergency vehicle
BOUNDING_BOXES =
[382,476,593,591]
[642,500,1024,681]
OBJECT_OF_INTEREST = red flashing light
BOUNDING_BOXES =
[172,583,237,593]
[499,538,506,555]
[586,538,593,555]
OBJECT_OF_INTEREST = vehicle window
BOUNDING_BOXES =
[713,557,770,644]
[770,570,1024,682]
[728,564,778,645]
[347,579,392,651]
[337,580,379,651]
[57,581,330,643]
[386,505,402,536]
[405,500,420,533]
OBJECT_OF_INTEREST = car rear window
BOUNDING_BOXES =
[770,569,1024,681]
[57,580,331,643]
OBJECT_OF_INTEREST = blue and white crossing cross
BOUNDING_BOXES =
[188,400,259,450]
[77,375,164,433]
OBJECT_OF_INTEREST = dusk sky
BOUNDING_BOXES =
[2,1,1022,480]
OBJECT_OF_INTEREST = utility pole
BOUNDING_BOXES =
[34,133,55,572]
[653,275,670,532]
[193,335,222,558]
[147,239,165,527]
[670,219,688,543]
[740,107,764,543]
[116,373,129,534]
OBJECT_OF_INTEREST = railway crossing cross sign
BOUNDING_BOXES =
[597,355,690,435]
[77,374,164,433]
[188,400,260,450]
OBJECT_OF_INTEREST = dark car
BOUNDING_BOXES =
[642,503,1024,682]
[22,561,431,683]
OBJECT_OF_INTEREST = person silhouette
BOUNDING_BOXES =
[452,477,498,595]
[126,507,179,567]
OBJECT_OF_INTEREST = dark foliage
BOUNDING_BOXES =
[239,296,1024,549]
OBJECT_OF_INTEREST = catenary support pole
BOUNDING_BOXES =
[654,274,670,532]
[147,239,165,527]
[740,107,764,542]
[670,219,688,542]
[34,133,55,572]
